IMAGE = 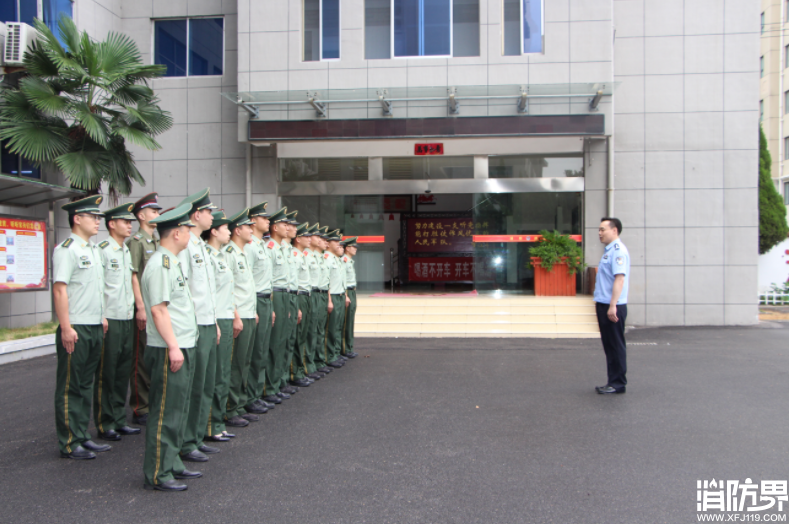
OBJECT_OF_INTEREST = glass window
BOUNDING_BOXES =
[281,158,368,181]
[304,0,340,61]
[502,0,542,55]
[1,140,41,179]
[453,0,479,57]
[784,181,789,206]
[42,0,73,43]
[785,137,789,161]
[489,155,583,178]
[761,56,765,78]
[761,12,765,34]
[786,45,789,69]
[1,0,41,25]
[394,0,451,57]
[154,18,223,77]
[383,156,473,179]
[760,100,764,123]
[365,0,391,58]
[785,92,789,115]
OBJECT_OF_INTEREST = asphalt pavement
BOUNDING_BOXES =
[0,324,787,524]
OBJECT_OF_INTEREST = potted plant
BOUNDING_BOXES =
[528,230,584,296]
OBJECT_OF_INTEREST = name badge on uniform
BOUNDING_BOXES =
[238,261,246,271]
[603,254,608,260]
[78,255,92,269]
[110,258,120,270]
[275,254,283,265]
[192,253,204,265]
[257,249,266,260]
[145,250,153,254]
[176,275,185,288]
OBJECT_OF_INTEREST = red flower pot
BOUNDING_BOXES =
[531,257,577,296]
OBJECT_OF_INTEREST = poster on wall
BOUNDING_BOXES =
[405,217,475,253]
[0,215,48,293]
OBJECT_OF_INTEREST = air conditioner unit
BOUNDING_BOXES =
[4,22,40,66]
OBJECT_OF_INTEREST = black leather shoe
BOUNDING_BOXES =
[345,351,358,358]
[281,385,298,394]
[596,385,626,394]
[222,431,236,438]
[132,413,148,425]
[116,425,142,435]
[206,435,230,442]
[82,440,112,453]
[327,360,343,368]
[276,392,291,400]
[290,378,311,387]
[244,403,268,414]
[174,469,203,479]
[98,429,121,441]
[339,355,348,361]
[262,395,282,404]
[256,399,275,409]
[60,445,96,460]
[318,366,332,373]
[225,415,250,427]
[143,479,187,492]
[307,372,323,380]
[198,444,220,455]
[181,450,209,462]
[241,413,259,422]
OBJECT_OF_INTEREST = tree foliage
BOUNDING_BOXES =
[0,16,172,201]
[528,230,585,275]
[759,127,789,254]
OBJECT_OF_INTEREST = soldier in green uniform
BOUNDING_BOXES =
[279,211,301,397]
[53,195,111,460]
[201,211,237,441]
[303,224,325,380]
[176,189,220,463]
[94,203,142,442]
[340,237,359,359]
[127,192,162,425]
[141,204,201,491]
[323,230,349,368]
[262,208,292,404]
[244,201,276,414]
[224,209,260,427]
[289,222,314,387]
[311,226,334,374]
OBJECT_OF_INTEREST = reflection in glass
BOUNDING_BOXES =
[452,0,479,57]
[383,156,473,179]
[322,0,340,59]
[489,155,583,178]
[394,0,451,57]
[189,18,223,76]
[304,0,320,61]
[281,158,369,182]
[523,0,542,53]
[365,0,391,59]
[502,0,520,56]
[155,20,187,77]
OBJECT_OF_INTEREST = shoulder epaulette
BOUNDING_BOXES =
[62,238,73,248]
[163,255,170,269]
[99,240,110,249]
[133,234,141,240]
[226,246,234,253]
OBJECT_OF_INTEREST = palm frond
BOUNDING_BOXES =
[0,123,70,162]
[73,102,110,147]
[110,84,155,106]
[19,77,70,115]
[99,32,142,77]
[55,150,111,190]
[112,121,161,150]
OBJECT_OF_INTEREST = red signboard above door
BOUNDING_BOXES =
[414,143,443,155]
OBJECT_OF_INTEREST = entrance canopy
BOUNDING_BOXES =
[0,174,85,207]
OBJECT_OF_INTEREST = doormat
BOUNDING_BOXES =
[368,290,479,298]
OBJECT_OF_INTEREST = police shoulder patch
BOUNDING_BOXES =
[614,243,620,250]
[163,255,170,269]
[99,240,110,249]
[62,238,73,248]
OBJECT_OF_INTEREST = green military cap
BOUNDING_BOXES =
[228,208,253,231]
[286,210,299,225]
[307,223,320,235]
[104,202,136,223]
[132,192,162,214]
[341,236,358,247]
[269,207,289,223]
[179,188,217,214]
[296,222,311,237]
[249,201,270,218]
[150,203,196,230]
[210,210,232,229]
[317,226,329,239]
[62,195,105,216]
[326,229,342,241]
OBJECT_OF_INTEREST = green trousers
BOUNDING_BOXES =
[181,324,216,455]
[210,319,233,437]
[226,318,256,418]
[246,296,273,404]
[325,294,346,364]
[342,289,357,355]
[292,294,312,380]
[93,319,134,433]
[311,292,329,370]
[265,291,290,396]
[130,305,151,417]
[143,345,195,487]
[55,324,103,455]
[281,294,298,386]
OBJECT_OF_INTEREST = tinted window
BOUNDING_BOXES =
[155,20,187,77]
[189,18,223,75]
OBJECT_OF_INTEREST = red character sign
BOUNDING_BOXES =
[414,143,443,155]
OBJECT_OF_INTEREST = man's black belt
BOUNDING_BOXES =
[297,291,310,296]
[273,287,289,293]
[316,289,328,294]
[347,286,356,290]
[289,290,297,295]
[312,287,321,292]
[331,292,345,296]
[256,292,272,299]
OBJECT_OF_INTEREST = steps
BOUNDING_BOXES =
[354,295,600,338]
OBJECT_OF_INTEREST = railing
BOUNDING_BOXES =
[759,292,790,305]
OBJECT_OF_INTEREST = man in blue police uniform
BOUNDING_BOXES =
[593,217,630,395]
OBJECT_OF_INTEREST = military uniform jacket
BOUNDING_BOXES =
[325,252,346,295]
[246,235,273,294]
[226,241,256,319]
[306,249,321,289]
[178,232,217,326]
[126,228,158,276]
[282,240,298,291]
[342,255,357,288]
[318,251,331,291]
[266,239,289,289]
[207,244,235,320]
[53,233,105,325]
[142,246,197,348]
[296,250,312,293]
[99,236,135,321]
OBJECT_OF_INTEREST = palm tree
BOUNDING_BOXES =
[0,15,173,201]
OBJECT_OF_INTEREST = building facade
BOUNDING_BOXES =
[0,0,761,328]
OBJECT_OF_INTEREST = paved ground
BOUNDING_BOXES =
[0,324,787,524]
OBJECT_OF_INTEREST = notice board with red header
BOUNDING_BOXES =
[0,215,48,293]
